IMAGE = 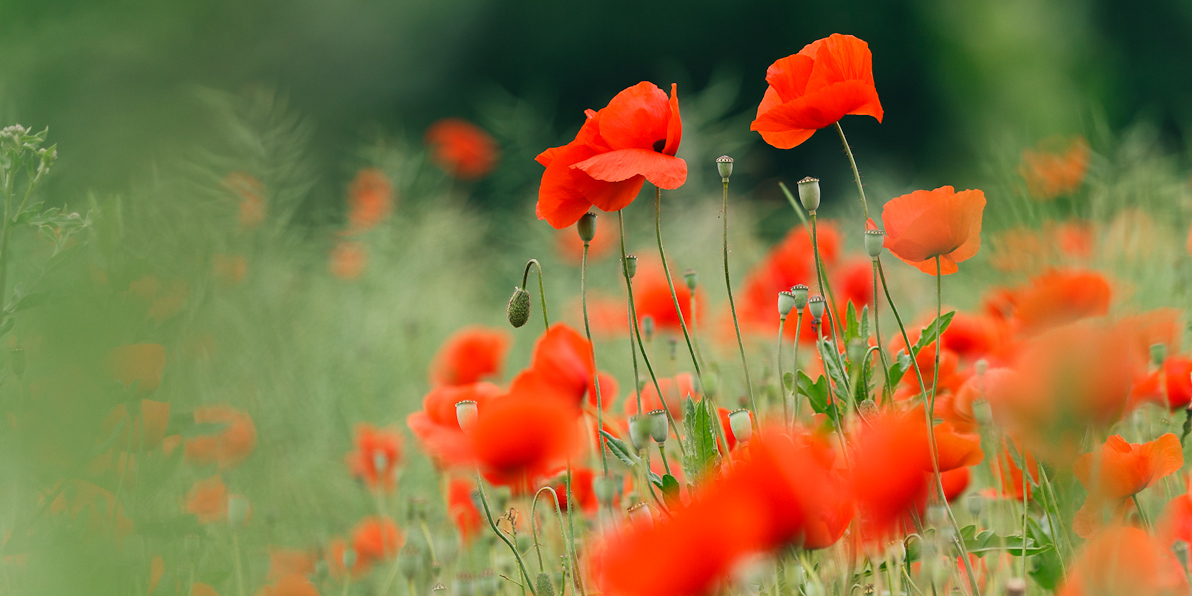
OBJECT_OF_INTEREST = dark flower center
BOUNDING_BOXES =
[653,139,666,153]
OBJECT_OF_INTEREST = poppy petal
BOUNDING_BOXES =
[662,83,682,156]
[574,149,688,190]
[751,81,883,132]
[593,81,672,152]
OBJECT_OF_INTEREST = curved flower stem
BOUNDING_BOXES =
[721,179,759,429]
[474,469,537,596]
[530,485,584,596]
[689,291,706,370]
[777,316,789,425]
[834,121,870,221]
[522,259,550,331]
[871,260,893,404]
[579,241,609,475]
[1036,462,1072,570]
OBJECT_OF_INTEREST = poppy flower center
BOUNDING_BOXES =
[652,139,666,153]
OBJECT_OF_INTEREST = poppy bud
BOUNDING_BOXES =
[507,287,531,328]
[778,290,796,319]
[647,409,669,443]
[926,504,946,527]
[1152,343,1168,366]
[399,547,422,578]
[455,574,476,596]
[1005,578,1026,596]
[10,348,25,378]
[797,177,820,213]
[593,474,618,506]
[536,573,555,596]
[716,155,734,180]
[627,502,653,527]
[728,409,753,443]
[227,495,250,527]
[791,284,809,310]
[642,315,655,343]
[808,295,826,321]
[702,370,719,399]
[966,492,984,517]
[623,254,637,279]
[477,570,499,596]
[342,547,358,571]
[864,229,884,258]
[455,400,478,433]
[684,269,698,291]
[628,415,651,451]
[577,212,597,244]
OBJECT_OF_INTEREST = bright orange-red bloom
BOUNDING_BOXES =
[447,477,483,544]
[547,467,599,514]
[351,515,404,565]
[329,241,367,280]
[223,171,266,229]
[849,410,932,536]
[407,382,501,468]
[1011,268,1112,335]
[1133,356,1192,411]
[1058,526,1188,596]
[1020,136,1089,200]
[535,82,686,229]
[750,34,883,148]
[186,475,227,523]
[108,343,166,393]
[625,373,699,422]
[737,222,842,341]
[345,424,403,492]
[1072,433,1183,537]
[346,168,393,231]
[510,323,617,411]
[185,405,257,469]
[881,186,986,275]
[425,119,499,180]
[630,260,703,332]
[428,326,512,387]
[325,538,369,578]
[468,388,580,487]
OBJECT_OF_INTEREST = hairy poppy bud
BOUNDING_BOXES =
[647,409,669,443]
[778,290,796,319]
[716,155,734,180]
[507,287,531,328]
[577,212,597,244]
[455,400,478,433]
[642,315,655,343]
[728,409,753,443]
[684,269,698,291]
[536,573,555,596]
[1152,343,1168,366]
[966,492,984,517]
[864,229,884,258]
[628,502,653,527]
[791,284,809,310]
[1005,578,1026,596]
[628,415,651,451]
[228,495,250,527]
[808,295,826,321]
[593,474,618,506]
[10,348,25,378]
[623,254,637,279]
[797,177,820,213]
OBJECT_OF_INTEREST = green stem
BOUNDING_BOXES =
[791,314,803,426]
[722,179,759,429]
[653,186,702,379]
[657,445,673,476]
[579,242,609,475]
[474,470,537,595]
[809,212,846,355]
[232,533,247,596]
[522,259,550,331]
[1036,462,1071,571]
[777,316,789,425]
[689,290,706,370]
[871,260,893,404]
[1133,494,1153,532]
[531,484,583,596]
[817,322,852,471]
[834,121,871,221]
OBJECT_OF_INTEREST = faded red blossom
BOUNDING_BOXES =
[407,382,501,468]
[447,477,483,545]
[351,515,404,565]
[1011,268,1112,335]
[425,118,499,180]
[1058,526,1187,596]
[267,548,316,580]
[428,326,511,387]
[849,409,932,537]
[1020,136,1089,200]
[630,259,703,332]
[257,574,320,596]
[468,387,581,488]
[185,405,257,469]
[346,168,393,231]
[345,424,403,493]
[509,323,618,411]
[625,373,699,422]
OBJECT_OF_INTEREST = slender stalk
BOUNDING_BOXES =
[721,178,759,428]
[653,187,702,379]
[1036,462,1071,571]
[791,313,803,425]
[232,533,247,596]
[1133,494,1153,532]
[531,485,583,596]
[809,212,846,352]
[522,259,550,330]
[871,261,893,404]
[834,121,871,221]
[474,470,537,595]
[579,241,609,475]
[817,322,852,471]
[564,462,585,596]
[688,290,706,369]
[777,316,789,424]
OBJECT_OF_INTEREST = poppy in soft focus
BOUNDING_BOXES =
[428,326,512,387]
[329,240,367,280]
[325,537,370,578]
[186,475,227,523]
[1020,136,1089,200]
[631,259,703,332]
[750,34,883,148]
[1132,356,1192,411]
[625,373,699,421]
[881,186,986,275]
[447,477,483,545]
[101,399,171,451]
[1072,433,1182,537]
[546,467,599,514]
[351,515,404,565]
[346,168,393,232]
[425,118,499,180]
[108,343,166,393]
[849,409,931,537]
[407,382,501,468]
[738,222,840,340]
[345,424,403,493]
[257,574,320,596]
[468,387,580,487]
[267,548,316,580]
[185,405,257,469]
[510,323,617,411]
[1058,525,1187,596]
[1010,268,1112,335]
[989,436,1039,500]
[556,217,617,265]
[536,82,686,229]
[223,171,266,229]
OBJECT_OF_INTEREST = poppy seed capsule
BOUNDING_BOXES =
[536,573,555,596]
[716,155,734,180]
[342,547,358,571]
[684,268,698,291]
[507,287,531,328]
[577,212,597,244]
[627,502,653,527]
[628,415,651,451]
[778,290,796,318]
[399,546,421,579]
[647,409,669,443]
[728,409,753,443]
[797,177,820,212]
[790,284,809,310]
[966,492,984,517]
[808,295,826,321]
[455,575,476,596]
[623,254,638,279]
[864,229,885,258]
[455,400,478,433]
[592,474,618,506]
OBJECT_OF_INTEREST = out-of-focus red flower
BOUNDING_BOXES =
[407,382,501,468]
[425,119,499,180]
[214,253,248,285]
[557,217,617,265]
[1159,477,1192,547]
[468,387,581,488]
[629,259,702,333]
[546,467,599,514]
[108,343,166,393]
[1058,525,1187,596]
[881,186,986,275]
[625,373,699,422]
[351,515,404,565]
[329,241,367,280]
[1072,433,1183,537]
[447,477,483,545]
[989,436,1039,500]
[849,409,931,537]
[346,168,393,232]
[1011,269,1112,335]
[1020,136,1089,200]
[185,405,257,469]
[738,223,841,341]
[267,548,316,580]
[224,171,267,229]
[510,323,617,411]
[101,399,171,451]
[325,537,370,578]
[535,82,686,229]
[1122,308,1183,359]
[1132,356,1192,411]
[429,326,512,387]
[258,574,320,596]
[940,467,971,502]
[345,424,403,493]
[750,34,883,149]
[992,222,1096,273]
[186,475,227,523]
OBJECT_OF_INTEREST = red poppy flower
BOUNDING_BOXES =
[345,424,404,493]
[1058,526,1188,596]
[346,168,393,231]
[429,326,512,387]
[1131,356,1192,411]
[535,82,686,229]
[1011,268,1112,334]
[1020,136,1089,200]
[351,515,404,565]
[184,405,257,469]
[625,373,699,422]
[326,537,370,578]
[849,409,931,536]
[1072,433,1183,537]
[329,241,367,280]
[750,34,883,149]
[989,436,1039,500]
[629,259,703,333]
[407,382,502,468]
[546,467,599,514]
[447,477,483,545]
[267,548,316,580]
[223,171,266,229]
[1160,478,1192,547]
[881,186,986,275]
[186,475,227,523]
[468,388,581,487]
[510,323,617,411]
[425,118,500,180]
[108,343,166,393]
[259,574,320,596]
[738,222,841,340]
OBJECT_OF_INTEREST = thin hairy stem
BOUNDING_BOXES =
[817,322,852,471]
[579,242,609,475]
[522,259,550,330]
[834,121,871,221]
[791,314,803,426]
[654,187,702,378]
[722,179,759,428]
[809,212,846,352]
[474,470,537,595]
[777,317,789,425]
[871,260,893,404]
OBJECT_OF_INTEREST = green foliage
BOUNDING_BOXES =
[682,398,719,481]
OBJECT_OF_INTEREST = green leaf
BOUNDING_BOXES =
[913,311,956,355]
[817,338,849,397]
[600,430,640,468]
[845,302,860,344]
[796,372,837,423]
[958,524,1052,557]
[782,372,795,392]
[1027,518,1063,589]
[681,399,719,480]
[659,474,681,506]
[887,351,911,387]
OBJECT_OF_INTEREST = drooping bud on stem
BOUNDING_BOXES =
[577,212,597,244]
[623,254,637,279]
[728,409,753,443]
[797,177,821,213]
[716,155,734,181]
[808,295,826,322]
[683,269,698,291]
[864,229,885,259]
[647,409,669,443]
[628,415,650,451]
[790,284,809,311]
[507,287,531,328]
[455,400,478,433]
[778,290,796,319]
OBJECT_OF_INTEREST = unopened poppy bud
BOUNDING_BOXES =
[507,287,531,328]
[455,574,476,596]
[10,348,25,378]
[623,254,637,279]
[642,315,655,343]
[864,229,884,258]
[926,504,946,527]
[966,492,985,517]
[728,409,753,443]
[536,573,555,596]
[778,290,796,318]
[477,570,498,596]
[593,475,618,506]
[628,502,653,527]
[227,495,250,527]
[1152,343,1168,366]
[808,295,826,321]
[702,370,719,398]
[342,547,358,571]
[628,415,651,451]
[797,177,820,212]
[1005,578,1026,596]
[791,284,809,310]
[683,269,698,291]
[455,400,478,433]
[399,546,421,579]
[716,155,734,180]
[577,212,597,244]
[647,409,669,443]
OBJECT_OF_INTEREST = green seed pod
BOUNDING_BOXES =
[477,570,499,596]
[716,155,734,180]
[808,295,826,321]
[623,254,638,279]
[647,409,669,443]
[455,400,478,433]
[536,573,556,596]
[341,547,357,571]
[790,284,809,310]
[507,287,531,328]
[777,290,796,319]
[926,504,946,528]
[683,268,698,291]
[592,474,618,506]
[577,212,597,244]
[728,409,753,443]
[628,415,650,451]
[864,229,885,258]
[797,177,820,213]
[454,574,476,596]
[966,492,984,517]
